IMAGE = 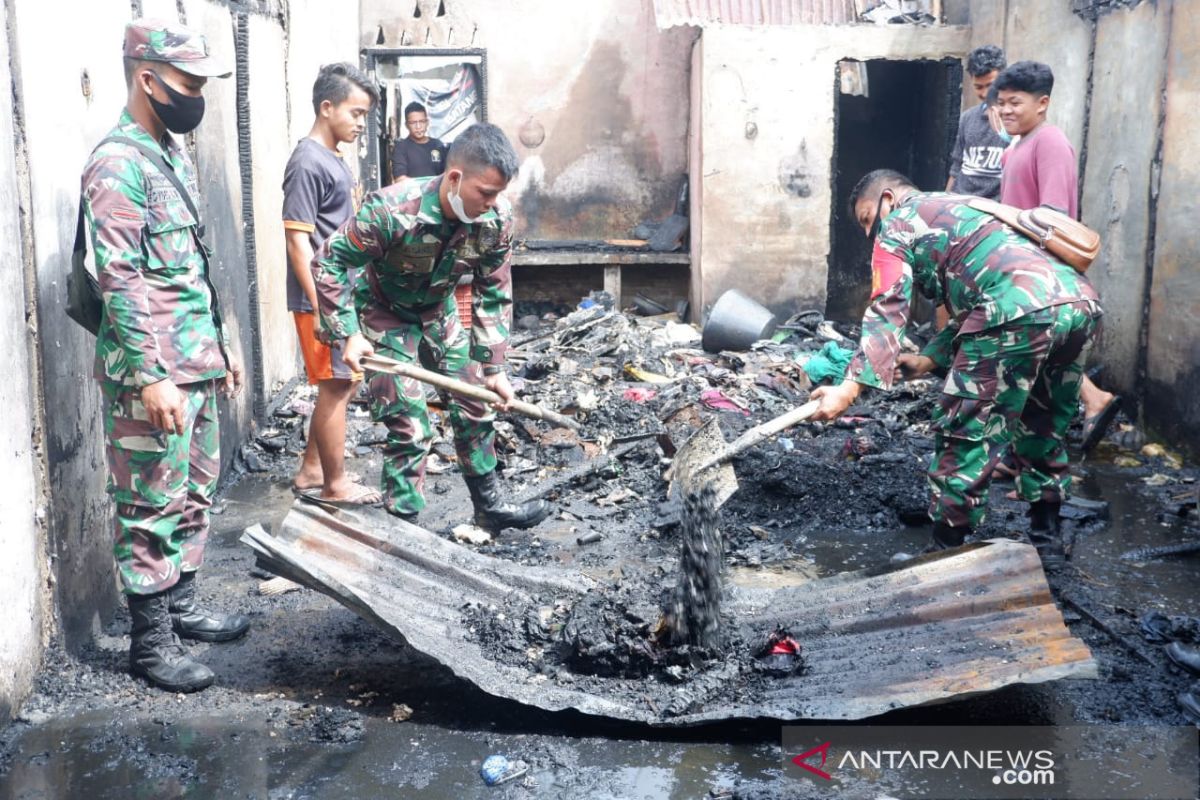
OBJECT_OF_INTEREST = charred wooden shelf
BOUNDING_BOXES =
[512,247,690,304]
[512,250,690,266]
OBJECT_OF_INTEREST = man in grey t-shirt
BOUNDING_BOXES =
[283,63,381,506]
[946,45,1009,199]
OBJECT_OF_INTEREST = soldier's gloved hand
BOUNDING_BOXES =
[484,371,515,412]
[342,333,374,372]
[223,356,244,399]
[895,354,936,381]
[810,380,861,422]
[142,378,186,436]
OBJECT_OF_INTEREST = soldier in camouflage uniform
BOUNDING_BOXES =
[82,19,250,693]
[811,169,1102,568]
[313,123,552,530]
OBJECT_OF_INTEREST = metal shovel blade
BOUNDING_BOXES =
[668,417,740,507]
[669,399,820,506]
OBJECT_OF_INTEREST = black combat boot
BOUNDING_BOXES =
[127,591,214,692]
[1165,642,1200,676]
[1179,685,1200,724]
[168,571,251,643]
[891,522,968,564]
[1028,500,1066,571]
[464,471,553,532]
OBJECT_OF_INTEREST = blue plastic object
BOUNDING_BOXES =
[480,754,528,786]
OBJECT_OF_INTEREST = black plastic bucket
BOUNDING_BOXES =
[701,289,778,352]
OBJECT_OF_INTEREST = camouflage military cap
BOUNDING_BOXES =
[123,19,231,79]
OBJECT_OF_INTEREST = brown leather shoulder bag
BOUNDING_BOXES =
[966,197,1101,273]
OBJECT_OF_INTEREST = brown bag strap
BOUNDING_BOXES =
[964,196,1098,273]
[966,196,1025,231]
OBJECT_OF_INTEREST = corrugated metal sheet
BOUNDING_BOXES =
[651,0,860,28]
[243,502,1097,725]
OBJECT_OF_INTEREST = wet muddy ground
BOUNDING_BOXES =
[2,328,1199,797]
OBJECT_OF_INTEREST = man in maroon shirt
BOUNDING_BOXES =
[996,61,1077,217]
[995,60,1119,448]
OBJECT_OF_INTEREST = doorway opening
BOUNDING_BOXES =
[826,57,962,322]
[361,47,488,191]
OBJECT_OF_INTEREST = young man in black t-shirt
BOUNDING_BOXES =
[283,63,381,505]
[946,45,1009,199]
[390,102,447,183]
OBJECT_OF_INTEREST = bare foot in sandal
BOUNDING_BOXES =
[293,469,364,492]
[319,479,383,506]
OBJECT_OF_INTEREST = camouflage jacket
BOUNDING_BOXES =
[82,110,227,388]
[847,192,1101,390]
[312,174,514,366]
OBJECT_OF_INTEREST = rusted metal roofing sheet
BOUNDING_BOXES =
[651,0,859,28]
[242,502,1096,725]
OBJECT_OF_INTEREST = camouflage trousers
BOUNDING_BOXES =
[100,379,219,595]
[929,300,1099,529]
[361,296,496,516]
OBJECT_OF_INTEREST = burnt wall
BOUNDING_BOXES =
[1,0,358,714]
[964,0,1197,456]
[693,23,969,322]
[361,0,695,242]
[1144,1,1200,454]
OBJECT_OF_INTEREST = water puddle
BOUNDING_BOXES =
[0,710,781,800]
[1070,465,1199,617]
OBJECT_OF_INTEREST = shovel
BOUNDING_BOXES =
[668,399,820,505]
[360,354,580,431]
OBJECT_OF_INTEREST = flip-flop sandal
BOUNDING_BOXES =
[293,484,383,509]
[291,471,365,493]
[1080,395,1121,451]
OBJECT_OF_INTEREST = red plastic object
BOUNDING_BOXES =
[454,284,473,329]
[769,636,802,655]
[622,388,658,403]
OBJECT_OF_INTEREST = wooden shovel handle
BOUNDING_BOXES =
[694,399,821,473]
[360,354,580,431]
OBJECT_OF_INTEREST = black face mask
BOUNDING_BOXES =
[868,191,892,241]
[147,71,205,134]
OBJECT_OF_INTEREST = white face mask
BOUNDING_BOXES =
[448,175,485,223]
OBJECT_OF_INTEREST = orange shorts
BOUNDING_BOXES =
[293,312,363,385]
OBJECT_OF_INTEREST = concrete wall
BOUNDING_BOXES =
[963,0,1091,155]
[1079,2,1169,393]
[1146,1,1200,451]
[246,13,297,396]
[962,0,1199,456]
[0,0,51,725]
[361,0,695,243]
[692,23,969,319]
[16,0,137,655]
[0,0,363,720]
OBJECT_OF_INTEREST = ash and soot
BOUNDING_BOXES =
[463,481,806,699]
[662,485,724,650]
